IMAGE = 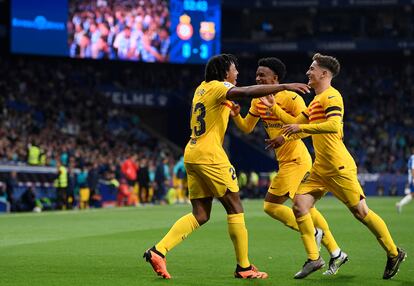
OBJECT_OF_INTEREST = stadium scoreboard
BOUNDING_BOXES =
[11,0,221,64]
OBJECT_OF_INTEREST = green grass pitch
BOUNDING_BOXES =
[0,197,413,286]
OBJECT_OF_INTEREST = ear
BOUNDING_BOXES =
[274,74,279,82]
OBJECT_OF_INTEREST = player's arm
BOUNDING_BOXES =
[282,94,311,139]
[298,116,341,134]
[283,108,342,136]
[226,83,310,101]
[296,98,343,134]
[260,95,309,124]
[265,132,311,149]
[230,101,260,134]
[232,113,260,134]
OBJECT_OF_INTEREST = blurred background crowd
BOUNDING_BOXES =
[68,0,170,61]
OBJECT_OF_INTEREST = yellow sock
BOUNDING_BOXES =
[309,207,339,255]
[263,202,299,231]
[228,213,250,268]
[362,210,398,257]
[297,213,319,260]
[155,213,200,256]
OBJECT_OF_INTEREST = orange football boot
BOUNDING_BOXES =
[234,264,268,279]
[143,247,171,279]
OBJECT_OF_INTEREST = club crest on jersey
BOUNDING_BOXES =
[266,109,271,116]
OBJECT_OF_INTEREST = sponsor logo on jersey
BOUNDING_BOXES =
[223,82,232,88]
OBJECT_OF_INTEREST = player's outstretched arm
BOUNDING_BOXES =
[260,95,308,125]
[283,116,342,136]
[226,83,310,101]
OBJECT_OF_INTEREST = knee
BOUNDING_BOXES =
[292,203,305,218]
[350,207,369,221]
[263,202,273,215]
[194,213,210,226]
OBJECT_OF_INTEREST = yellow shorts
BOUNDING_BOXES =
[296,169,366,207]
[268,160,311,199]
[185,162,239,199]
[79,187,90,202]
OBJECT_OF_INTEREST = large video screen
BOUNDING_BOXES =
[11,0,221,64]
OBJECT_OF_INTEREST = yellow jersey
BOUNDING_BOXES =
[248,90,310,164]
[184,80,235,164]
[301,86,357,175]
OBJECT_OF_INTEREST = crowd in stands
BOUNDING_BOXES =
[0,57,192,212]
[0,53,412,212]
[68,0,170,62]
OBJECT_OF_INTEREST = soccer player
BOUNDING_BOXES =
[261,53,406,279]
[143,54,310,279]
[396,146,414,213]
[230,57,348,276]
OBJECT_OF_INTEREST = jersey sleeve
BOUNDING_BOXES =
[298,92,343,134]
[216,81,235,102]
[323,92,343,119]
[248,99,260,117]
[291,95,307,116]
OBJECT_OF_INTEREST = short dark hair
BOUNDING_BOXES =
[257,57,286,81]
[205,54,238,82]
[312,53,340,77]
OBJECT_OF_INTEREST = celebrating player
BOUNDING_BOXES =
[261,53,406,279]
[231,57,348,276]
[143,54,310,279]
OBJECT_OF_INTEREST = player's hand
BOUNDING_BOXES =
[259,95,275,107]
[283,83,310,94]
[265,135,286,149]
[282,124,301,136]
[230,102,241,117]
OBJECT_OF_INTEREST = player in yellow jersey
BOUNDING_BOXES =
[143,54,310,279]
[262,53,406,279]
[230,57,348,276]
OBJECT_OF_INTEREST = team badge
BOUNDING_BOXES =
[199,21,215,41]
[177,14,193,40]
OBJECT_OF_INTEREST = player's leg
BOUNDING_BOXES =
[328,171,406,279]
[293,193,319,260]
[218,190,268,279]
[143,163,211,279]
[309,207,348,275]
[309,207,338,254]
[293,193,326,279]
[144,197,210,279]
[155,197,211,255]
[348,198,406,279]
[292,171,327,279]
[263,162,299,230]
[396,184,414,213]
[207,163,266,279]
[265,162,335,247]
[263,192,297,229]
